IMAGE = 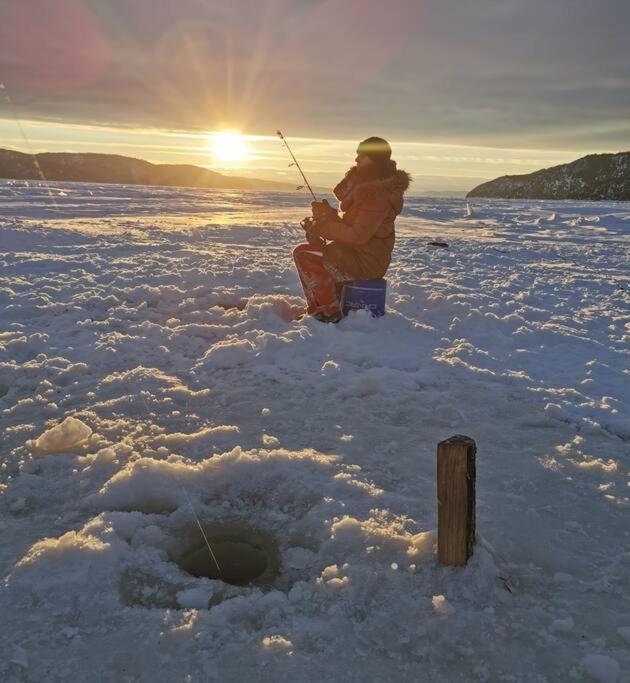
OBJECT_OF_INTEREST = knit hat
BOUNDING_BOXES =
[356,137,392,164]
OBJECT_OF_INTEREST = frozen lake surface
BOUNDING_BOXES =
[1,179,629,682]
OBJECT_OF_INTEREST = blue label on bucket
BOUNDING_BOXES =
[341,279,387,317]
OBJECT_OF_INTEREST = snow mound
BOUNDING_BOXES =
[92,446,351,514]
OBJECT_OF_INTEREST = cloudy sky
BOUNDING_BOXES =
[1,0,628,190]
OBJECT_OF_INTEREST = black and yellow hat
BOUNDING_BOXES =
[357,137,392,163]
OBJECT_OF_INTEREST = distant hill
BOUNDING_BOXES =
[0,148,306,192]
[467,152,630,200]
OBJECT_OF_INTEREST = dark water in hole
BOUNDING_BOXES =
[178,540,270,586]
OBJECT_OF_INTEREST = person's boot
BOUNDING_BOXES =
[313,311,342,324]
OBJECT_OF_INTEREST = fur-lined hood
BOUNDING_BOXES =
[334,165,412,213]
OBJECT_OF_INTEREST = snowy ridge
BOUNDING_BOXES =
[1,180,629,682]
[467,151,630,201]
[0,148,301,193]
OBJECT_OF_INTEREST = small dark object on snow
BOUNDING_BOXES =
[498,576,514,594]
[428,241,449,248]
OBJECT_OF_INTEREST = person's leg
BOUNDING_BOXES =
[292,244,341,317]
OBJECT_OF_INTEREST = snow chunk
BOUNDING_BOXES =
[261,635,293,653]
[17,528,111,571]
[32,416,92,453]
[408,530,436,557]
[432,594,453,615]
[261,433,279,447]
[581,654,620,683]
[321,564,340,581]
[321,360,341,376]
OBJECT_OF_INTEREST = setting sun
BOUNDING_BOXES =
[210,130,248,164]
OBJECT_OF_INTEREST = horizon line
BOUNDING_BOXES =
[0,116,613,158]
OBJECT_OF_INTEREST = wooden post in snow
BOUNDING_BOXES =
[437,435,476,566]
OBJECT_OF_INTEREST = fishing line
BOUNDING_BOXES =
[0,81,60,211]
[138,394,223,580]
[177,479,224,581]
[3,69,219,581]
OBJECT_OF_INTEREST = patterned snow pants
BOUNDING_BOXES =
[292,243,351,316]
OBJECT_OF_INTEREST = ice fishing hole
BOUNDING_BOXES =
[173,523,279,587]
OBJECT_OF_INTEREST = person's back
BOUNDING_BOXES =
[293,137,411,323]
[325,160,410,280]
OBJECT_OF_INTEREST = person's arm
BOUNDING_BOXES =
[315,196,390,246]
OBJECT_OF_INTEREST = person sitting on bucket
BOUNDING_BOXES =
[293,137,411,323]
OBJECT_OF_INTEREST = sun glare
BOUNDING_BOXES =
[210,130,248,164]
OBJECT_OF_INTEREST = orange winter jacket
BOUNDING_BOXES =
[316,165,411,280]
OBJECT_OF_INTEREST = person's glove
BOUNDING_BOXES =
[305,230,325,246]
[300,216,324,245]
[311,199,337,221]
[300,216,314,231]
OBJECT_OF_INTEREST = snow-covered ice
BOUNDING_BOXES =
[1,179,629,682]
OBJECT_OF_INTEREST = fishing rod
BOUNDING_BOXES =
[276,130,318,201]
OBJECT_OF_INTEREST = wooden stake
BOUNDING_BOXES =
[437,435,476,566]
